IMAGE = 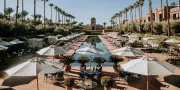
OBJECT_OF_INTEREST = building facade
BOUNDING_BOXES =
[84,17,103,30]
[124,6,180,24]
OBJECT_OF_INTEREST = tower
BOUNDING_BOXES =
[91,17,96,30]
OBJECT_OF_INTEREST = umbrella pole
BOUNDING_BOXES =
[37,75,39,90]
[147,76,148,90]
[90,55,92,70]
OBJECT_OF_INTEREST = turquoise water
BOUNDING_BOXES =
[72,36,113,67]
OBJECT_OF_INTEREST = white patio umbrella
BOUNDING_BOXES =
[0,45,8,50]
[37,45,67,56]
[36,45,67,60]
[121,56,178,90]
[0,41,12,46]
[75,45,105,70]
[10,39,24,45]
[113,46,144,57]
[3,57,60,89]
[164,38,180,43]
[59,37,69,41]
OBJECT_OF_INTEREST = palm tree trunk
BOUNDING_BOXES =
[55,10,57,22]
[4,0,6,17]
[51,7,52,21]
[44,0,46,26]
[138,7,141,32]
[119,16,120,26]
[161,0,163,21]
[62,14,64,25]
[22,0,24,21]
[149,0,153,34]
[16,0,19,24]
[166,0,170,37]
[135,8,136,22]
[34,0,36,20]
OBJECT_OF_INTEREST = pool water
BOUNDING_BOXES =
[72,36,113,67]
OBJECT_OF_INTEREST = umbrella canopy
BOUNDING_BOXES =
[10,39,24,45]
[75,45,105,55]
[36,45,67,56]
[58,37,69,41]
[0,45,8,50]
[113,46,144,57]
[3,57,59,86]
[164,38,180,43]
[0,41,12,46]
[121,56,177,76]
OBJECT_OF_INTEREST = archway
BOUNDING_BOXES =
[92,26,95,30]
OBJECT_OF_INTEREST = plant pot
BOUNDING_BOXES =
[104,86,111,90]
[66,86,73,90]
[65,65,71,72]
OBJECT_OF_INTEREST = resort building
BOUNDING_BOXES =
[84,17,103,30]
[131,6,179,24]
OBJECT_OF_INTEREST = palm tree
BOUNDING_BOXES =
[61,10,65,25]
[124,7,129,24]
[148,0,153,34]
[39,0,48,26]
[49,3,54,22]
[160,0,163,21]
[34,0,36,20]
[5,7,14,17]
[54,6,58,22]
[134,2,138,22]
[129,5,134,23]
[21,10,29,21]
[118,11,122,26]
[22,0,24,21]
[16,0,19,24]
[103,22,106,29]
[166,0,170,37]
[4,0,6,17]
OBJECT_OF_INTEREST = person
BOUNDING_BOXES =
[95,64,102,72]
[80,63,86,72]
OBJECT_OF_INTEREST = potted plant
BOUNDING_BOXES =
[101,76,114,90]
[64,78,75,90]
[78,56,90,70]
[109,55,123,72]
[60,55,74,72]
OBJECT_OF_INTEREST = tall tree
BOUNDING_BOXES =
[21,10,29,21]
[34,0,36,20]
[129,5,134,23]
[103,22,107,29]
[49,3,54,22]
[148,0,153,34]
[16,0,19,24]
[134,2,138,22]
[160,0,163,21]
[166,0,170,37]
[5,7,14,17]
[54,6,58,22]
[22,0,24,21]
[4,0,6,17]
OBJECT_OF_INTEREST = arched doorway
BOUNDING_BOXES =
[92,26,95,30]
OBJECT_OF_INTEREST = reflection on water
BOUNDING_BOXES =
[72,36,113,66]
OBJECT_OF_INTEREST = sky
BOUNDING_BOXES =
[0,0,178,25]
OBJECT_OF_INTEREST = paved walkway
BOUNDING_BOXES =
[98,35,116,53]
[64,35,89,56]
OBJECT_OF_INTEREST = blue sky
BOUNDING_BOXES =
[0,0,178,25]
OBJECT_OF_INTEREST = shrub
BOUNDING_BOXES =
[101,76,113,87]
[64,78,75,87]
[171,20,180,35]
[153,23,163,35]
[60,55,74,65]
[93,57,106,64]
[166,58,180,67]
[78,56,90,64]
[109,55,123,66]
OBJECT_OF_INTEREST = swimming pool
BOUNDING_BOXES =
[72,36,113,67]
